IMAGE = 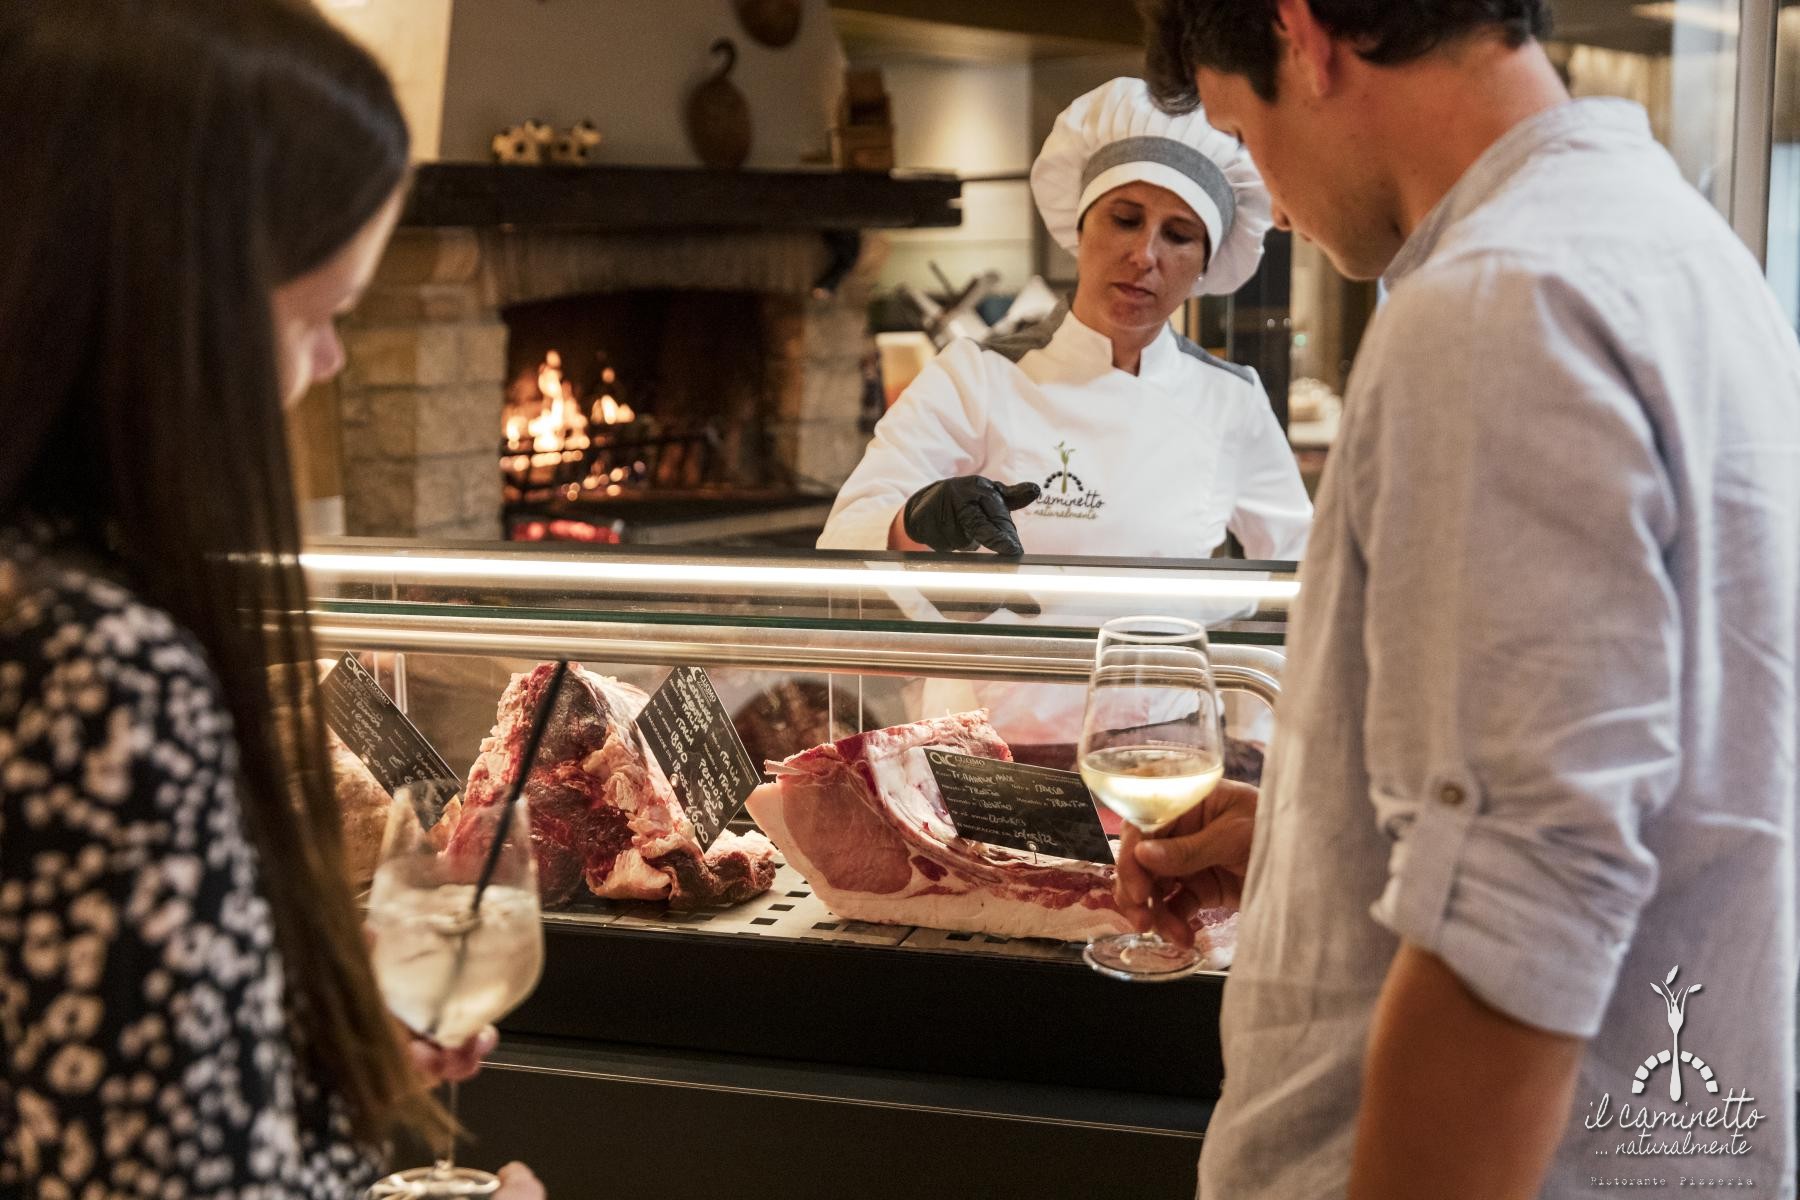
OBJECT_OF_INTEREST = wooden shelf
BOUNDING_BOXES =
[401,163,961,232]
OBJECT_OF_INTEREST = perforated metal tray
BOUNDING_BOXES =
[543,859,1228,973]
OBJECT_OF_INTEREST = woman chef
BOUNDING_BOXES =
[819,77,1310,565]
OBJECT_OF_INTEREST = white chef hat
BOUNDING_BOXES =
[1030,77,1273,297]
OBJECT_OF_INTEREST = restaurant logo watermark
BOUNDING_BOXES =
[1637,966,1713,1101]
[1583,965,1766,1180]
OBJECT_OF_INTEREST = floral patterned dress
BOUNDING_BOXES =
[0,527,379,1198]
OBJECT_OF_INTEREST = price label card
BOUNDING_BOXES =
[926,751,1114,865]
[635,666,760,851]
[318,653,460,824]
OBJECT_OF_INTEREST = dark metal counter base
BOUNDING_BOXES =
[453,1036,1210,1200]
[505,917,1227,1100]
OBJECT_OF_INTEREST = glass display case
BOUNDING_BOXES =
[306,539,1297,1200]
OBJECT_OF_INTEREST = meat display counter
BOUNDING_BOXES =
[304,540,1297,1200]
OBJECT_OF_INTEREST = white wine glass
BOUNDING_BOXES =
[1078,616,1224,982]
[364,786,545,1198]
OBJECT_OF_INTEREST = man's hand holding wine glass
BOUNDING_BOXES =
[1115,779,1258,949]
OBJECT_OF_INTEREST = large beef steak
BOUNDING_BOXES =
[748,711,1137,942]
[448,663,775,909]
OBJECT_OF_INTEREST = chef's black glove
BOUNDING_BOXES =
[902,477,1041,556]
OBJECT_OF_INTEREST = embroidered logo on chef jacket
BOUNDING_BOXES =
[1034,441,1105,520]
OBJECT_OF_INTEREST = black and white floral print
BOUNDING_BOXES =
[0,529,378,1198]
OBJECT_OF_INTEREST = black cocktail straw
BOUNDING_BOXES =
[425,660,568,1042]
[469,659,569,913]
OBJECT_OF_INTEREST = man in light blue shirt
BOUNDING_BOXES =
[1126,1,1800,1196]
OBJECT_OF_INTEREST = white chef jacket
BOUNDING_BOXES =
[822,304,1310,562]
[819,304,1310,744]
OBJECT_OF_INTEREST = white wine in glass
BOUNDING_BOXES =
[1079,746,1223,831]
[364,787,544,1199]
[1078,616,1224,982]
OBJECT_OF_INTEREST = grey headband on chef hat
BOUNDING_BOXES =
[1080,135,1238,245]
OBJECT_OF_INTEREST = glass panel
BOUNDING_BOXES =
[1550,0,1741,216]
[1292,2,1751,462]
[359,647,1276,945]
[307,540,1290,816]
[303,537,1297,642]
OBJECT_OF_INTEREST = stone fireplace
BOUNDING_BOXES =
[330,222,884,542]
[298,0,960,544]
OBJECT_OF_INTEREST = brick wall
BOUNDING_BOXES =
[334,229,506,539]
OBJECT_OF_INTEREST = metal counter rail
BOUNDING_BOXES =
[309,608,1283,705]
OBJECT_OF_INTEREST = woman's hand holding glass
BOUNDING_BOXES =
[406,1023,498,1085]
[364,788,544,1199]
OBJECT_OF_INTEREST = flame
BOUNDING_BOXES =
[595,394,635,425]
[503,349,595,474]
[502,351,647,501]
[524,350,590,452]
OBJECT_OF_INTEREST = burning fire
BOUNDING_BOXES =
[592,363,633,426]
[502,350,637,484]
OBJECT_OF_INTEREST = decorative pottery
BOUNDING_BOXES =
[735,0,801,48]
[685,38,752,169]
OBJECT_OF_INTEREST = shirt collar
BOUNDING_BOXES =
[1042,301,1185,382]
[1384,98,1653,288]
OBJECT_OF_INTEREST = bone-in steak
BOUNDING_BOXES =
[747,711,1138,942]
[449,663,775,909]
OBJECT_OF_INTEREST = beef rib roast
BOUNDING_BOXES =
[747,711,1139,942]
[446,662,776,909]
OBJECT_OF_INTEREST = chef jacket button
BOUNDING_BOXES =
[1438,783,1466,807]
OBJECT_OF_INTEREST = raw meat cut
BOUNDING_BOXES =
[1224,735,1265,787]
[327,727,390,888]
[751,711,1242,958]
[447,663,775,909]
[748,712,1136,942]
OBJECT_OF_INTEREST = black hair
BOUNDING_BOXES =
[0,0,437,1145]
[1142,0,1552,108]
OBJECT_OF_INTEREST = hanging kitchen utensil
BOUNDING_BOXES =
[735,0,801,48]
[685,38,752,170]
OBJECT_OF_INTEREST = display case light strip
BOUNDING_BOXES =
[297,552,1300,603]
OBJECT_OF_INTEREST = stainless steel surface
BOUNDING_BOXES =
[1212,660,1281,712]
[546,861,909,947]
[310,607,1286,690]
[299,539,1299,632]
[547,859,1233,973]
[1733,0,1778,262]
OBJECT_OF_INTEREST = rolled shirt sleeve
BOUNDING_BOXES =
[1355,256,1683,1037]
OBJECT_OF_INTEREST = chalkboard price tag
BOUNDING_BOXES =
[318,654,460,825]
[635,666,760,851]
[927,751,1114,865]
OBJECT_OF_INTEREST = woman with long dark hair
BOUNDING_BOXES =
[0,2,540,1194]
